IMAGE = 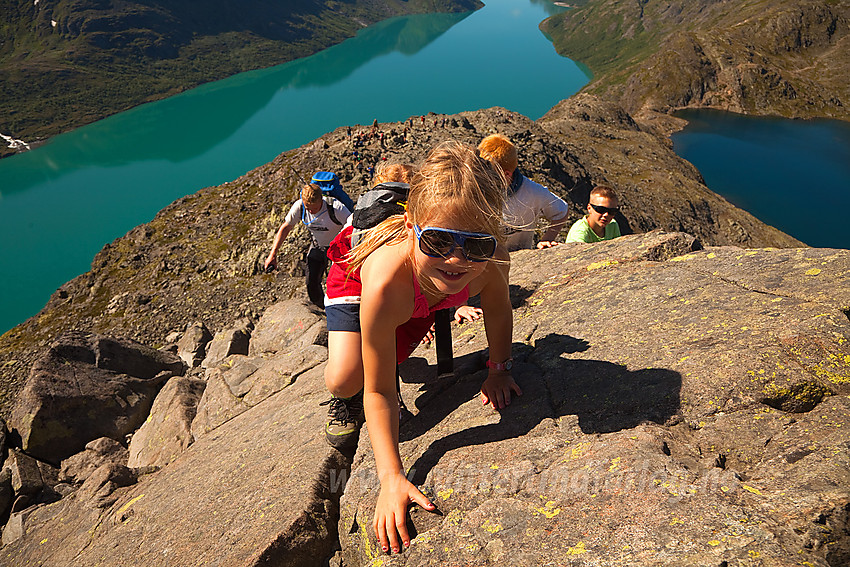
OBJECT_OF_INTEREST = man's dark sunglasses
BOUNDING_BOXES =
[413,225,497,262]
[590,203,619,215]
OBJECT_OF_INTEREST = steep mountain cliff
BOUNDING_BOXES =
[542,0,850,131]
[0,0,481,149]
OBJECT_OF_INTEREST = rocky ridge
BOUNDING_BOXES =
[543,0,850,132]
[0,98,804,418]
[1,231,848,566]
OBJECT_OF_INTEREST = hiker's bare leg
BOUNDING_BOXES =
[326,330,364,398]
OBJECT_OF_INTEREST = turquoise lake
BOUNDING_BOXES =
[672,109,850,250]
[0,0,585,334]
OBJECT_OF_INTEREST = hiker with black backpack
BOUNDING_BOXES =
[263,182,351,308]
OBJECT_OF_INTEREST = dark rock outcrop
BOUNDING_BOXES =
[8,331,185,465]
[1,233,848,566]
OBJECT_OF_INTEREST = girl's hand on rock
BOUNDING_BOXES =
[374,474,435,554]
[480,371,522,410]
[454,305,482,324]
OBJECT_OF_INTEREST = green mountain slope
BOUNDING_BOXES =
[542,0,850,127]
[0,0,481,145]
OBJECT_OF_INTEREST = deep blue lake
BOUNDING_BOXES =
[672,109,850,250]
[0,0,585,334]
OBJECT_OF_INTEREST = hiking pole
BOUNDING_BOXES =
[434,309,453,376]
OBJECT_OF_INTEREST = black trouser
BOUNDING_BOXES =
[306,245,329,309]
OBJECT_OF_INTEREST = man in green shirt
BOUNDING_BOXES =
[566,186,622,243]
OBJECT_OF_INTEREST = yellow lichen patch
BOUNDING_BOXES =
[570,442,591,460]
[708,540,721,546]
[446,509,464,528]
[535,500,561,518]
[437,488,454,501]
[116,494,145,516]
[670,517,684,526]
[707,252,716,259]
[608,457,621,471]
[490,464,499,470]
[586,260,619,271]
[805,268,822,276]
[39,538,48,545]
[742,485,763,496]
[360,516,378,560]
[566,541,587,555]
[481,519,501,534]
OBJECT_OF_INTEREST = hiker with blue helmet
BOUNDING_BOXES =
[478,134,570,251]
[264,183,351,308]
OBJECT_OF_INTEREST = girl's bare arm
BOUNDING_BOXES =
[474,250,522,409]
[359,247,435,553]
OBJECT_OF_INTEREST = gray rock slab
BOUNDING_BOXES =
[192,345,327,439]
[127,376,206,469]
[338,235,850,566]
[0,363,350,567]
[249,299,325,356]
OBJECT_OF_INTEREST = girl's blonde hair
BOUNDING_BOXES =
[346,141,507,271]
[373,162,414,185]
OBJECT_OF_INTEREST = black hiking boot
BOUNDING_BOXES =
[320,391,364,449]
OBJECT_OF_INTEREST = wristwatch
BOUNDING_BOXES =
[486,358,513,371]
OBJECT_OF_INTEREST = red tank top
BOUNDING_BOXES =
[325,226,469,363]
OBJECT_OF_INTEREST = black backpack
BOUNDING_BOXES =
[350,181,409,246]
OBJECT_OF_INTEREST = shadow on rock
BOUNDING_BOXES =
[406,333,681,485]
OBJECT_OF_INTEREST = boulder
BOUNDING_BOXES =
[60,438,129,485]
[248,300,326,356]
[8,331,185,465]
[5,450,43,500]
[201,318,253,368]
[127,376,206,468]
[176,321,213,368]
[191,345,328,438]
[1,449,58,515]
